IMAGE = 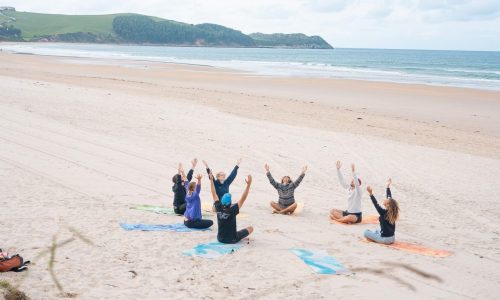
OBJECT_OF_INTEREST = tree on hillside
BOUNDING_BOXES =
[0,24,22,41]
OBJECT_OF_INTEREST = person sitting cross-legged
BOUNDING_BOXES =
[209,172,254,244]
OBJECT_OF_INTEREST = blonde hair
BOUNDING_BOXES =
[385,198,400,225]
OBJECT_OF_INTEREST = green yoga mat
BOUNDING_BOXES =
[131,204,213,217]
[131,204,177,215]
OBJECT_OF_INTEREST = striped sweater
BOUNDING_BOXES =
[267,172,305,206]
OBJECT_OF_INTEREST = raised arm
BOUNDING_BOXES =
[179,163,186,179]
[292,165,307,188]
[194,174,202,194]
[386,178,393,199]
[238,175,252,209]
[209,173,219,202]
[225,161,240,185]
[175,163,183,184]
[186,169,194,182]
[265,164,279,189]
[367,186,385,215]
[203,160,211,176]
[187,158,197,182]
[336,161,350,189]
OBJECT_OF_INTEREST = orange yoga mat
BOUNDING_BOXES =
[362,238,453,258]
[330,214,379,225]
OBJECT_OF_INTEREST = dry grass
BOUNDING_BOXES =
[352,261,443,291]
[0,280,30,300]
[10,225,94,298]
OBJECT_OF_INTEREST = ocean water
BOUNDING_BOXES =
[2,43,500,90]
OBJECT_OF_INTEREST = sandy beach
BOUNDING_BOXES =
[1,51,500,299]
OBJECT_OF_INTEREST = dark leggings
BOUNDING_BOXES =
[184,218,213,229]
[174,203,186,215]
[219,229,250,244]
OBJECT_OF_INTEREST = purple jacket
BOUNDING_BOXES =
[184,182,202,220]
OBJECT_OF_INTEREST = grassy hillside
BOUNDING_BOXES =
[250,33,333,49]
[0,10,332,48]
[3,11,124,38]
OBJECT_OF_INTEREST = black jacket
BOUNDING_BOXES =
[172,169,193,208]
[206,166,239,200]
[370,188,396,237]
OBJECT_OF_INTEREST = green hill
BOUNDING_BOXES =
[250,33,333,49]
[1,10,124,38]
[0,8,333,48]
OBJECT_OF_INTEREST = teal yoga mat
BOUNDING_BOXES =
[290,248,351,275]
[183,241,245,259]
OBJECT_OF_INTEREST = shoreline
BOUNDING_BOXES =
[2,42,500,92]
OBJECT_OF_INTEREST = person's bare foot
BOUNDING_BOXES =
[272,209,281,214]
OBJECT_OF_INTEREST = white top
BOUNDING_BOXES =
[337,169,362,213]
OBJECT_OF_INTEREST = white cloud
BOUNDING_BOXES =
[2,0,500,50]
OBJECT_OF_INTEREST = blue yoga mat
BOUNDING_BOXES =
[290,248,351,275]
[183,241,245,259]
[120,223,211,232]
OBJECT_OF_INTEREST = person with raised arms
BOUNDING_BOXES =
[265,163,307,215]
[171,158,197,215]
[330,161,363,224]
[203,158,242,201]
[364,178,400,244]
[209,172,254,244]
[183,174,213,229]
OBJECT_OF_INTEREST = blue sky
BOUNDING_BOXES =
[2,0,500,50]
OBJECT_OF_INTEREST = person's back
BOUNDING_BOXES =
[172,175,186,206]
[215,201,239,243]
[364,179,399,244]
[183,174,213,229]
[184,181,202,221]
[376,205,396,238]
[172,161,195,214]
[173,175,190,214]
[209,173,254,244]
